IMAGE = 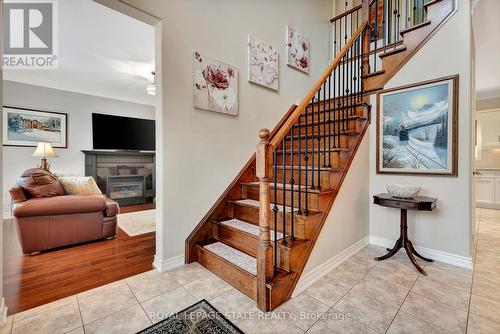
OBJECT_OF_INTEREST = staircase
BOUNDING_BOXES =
[186,0,456,311]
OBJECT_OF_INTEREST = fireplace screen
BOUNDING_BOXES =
[107,175,146,204]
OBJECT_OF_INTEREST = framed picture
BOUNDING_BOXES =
[286,26,310,74]
[377,75,459,175]
[3,106,68,148]
[248,35,279,91]
[193,51,239,116]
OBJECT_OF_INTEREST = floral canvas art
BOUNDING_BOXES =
[248,35,279,91]
[286,26,310,74]
[193,52,239,116]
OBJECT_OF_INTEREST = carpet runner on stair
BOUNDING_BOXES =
[204,242,257,275]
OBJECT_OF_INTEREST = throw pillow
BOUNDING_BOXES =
[58,176,103,195]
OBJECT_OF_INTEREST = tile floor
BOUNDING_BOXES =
[0,208,499,334]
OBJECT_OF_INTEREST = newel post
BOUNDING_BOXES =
[361,0,371,76]
[255,128,274,311]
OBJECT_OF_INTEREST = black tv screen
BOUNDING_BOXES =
[92,113,155,151]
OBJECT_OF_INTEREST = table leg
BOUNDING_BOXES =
[408,240,433,262]
[404,242,427,275]
[375,238,402,261]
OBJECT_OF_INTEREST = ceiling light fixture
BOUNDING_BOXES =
[146,71,156,96]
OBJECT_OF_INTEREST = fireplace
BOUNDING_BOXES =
[107,175,146,205]
[82,150,155,206]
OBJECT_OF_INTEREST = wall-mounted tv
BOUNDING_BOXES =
[92,113,155,151]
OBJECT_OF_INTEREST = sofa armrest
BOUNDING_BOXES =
[13,195,107,218]
[10,186,27,203]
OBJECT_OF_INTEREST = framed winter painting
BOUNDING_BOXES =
[376,75,458,176]
[193,51,239,116]
[3,106,67,148]
[248,35,279,91]
[286,26,310,74]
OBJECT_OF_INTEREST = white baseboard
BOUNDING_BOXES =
[153,254,185,272]
[292,236,370,297]
[369,235,473,270]
[0,298,8,325]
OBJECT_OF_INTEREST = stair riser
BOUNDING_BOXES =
[195,245,256,299]
[242,184,320,212]
[275,150,347,169]
[212,222,292,272]
[283,135,349,150]
[292,118,364,135]
[275,168,340,190]
[227,203,307,239]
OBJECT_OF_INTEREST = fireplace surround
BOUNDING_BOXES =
[82,150,155,206]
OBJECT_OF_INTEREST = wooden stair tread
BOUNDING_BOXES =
[241,181,334,194]
[215,218,284,241]
[203,241,257,275]
[400,20,432,36]
[230,199,321,215]
[379,46,407,58]
[362,69,385,79]
[296,115,367,126]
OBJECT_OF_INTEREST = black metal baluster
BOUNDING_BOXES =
[297,120,302,216]
[344,10,348,49]
[374,0,379,71]
[316,89,321,189]
[383,0,387,52]
[289,129,295,241]
[311,97,315,190]
[322,81,327,167]
[396,0,401,47]
[332,68,337,151]
[406,0,410,29]
[337,62,342,149]
[350,44,354,119]
[328,73,332,168]
[413,0,416,25]
[273,150,278,273]
[281,138,287,245]
[304,103,310,215]
[388,0,392,45]
[334,22,337,57]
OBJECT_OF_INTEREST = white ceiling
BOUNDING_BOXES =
[472,0,500,100]
[4,0,155,106]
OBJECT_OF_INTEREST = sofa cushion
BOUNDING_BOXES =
[58,176,102,195]
[13,195,107,218]
[104,199,120,217]
[17,168,65,198]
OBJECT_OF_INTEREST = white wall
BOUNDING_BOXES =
[2,81,155,216]
[120,0,333,262]
[369,0,473,259]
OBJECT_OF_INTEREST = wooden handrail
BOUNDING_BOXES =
[330,4,362,23]
[268,21,368,149]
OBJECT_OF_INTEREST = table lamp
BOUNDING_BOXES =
[32,142,58,170]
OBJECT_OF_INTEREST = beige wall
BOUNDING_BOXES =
[303,132,370,274]
[120,0,333,262]
[369,0,473,258]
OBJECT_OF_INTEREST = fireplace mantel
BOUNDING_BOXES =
[82,150,155,205]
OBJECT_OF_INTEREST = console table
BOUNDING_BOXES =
[373,193,437,275]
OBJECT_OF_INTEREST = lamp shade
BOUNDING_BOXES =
[32,142,58,158]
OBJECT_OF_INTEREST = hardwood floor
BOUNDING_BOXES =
[119,202,155,214]
[3,204,156,315]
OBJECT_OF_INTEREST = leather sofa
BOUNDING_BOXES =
[10,168,119,255]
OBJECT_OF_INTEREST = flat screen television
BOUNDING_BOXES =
[92,113,155,151]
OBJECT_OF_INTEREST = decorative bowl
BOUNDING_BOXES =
[386,184,420,199]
